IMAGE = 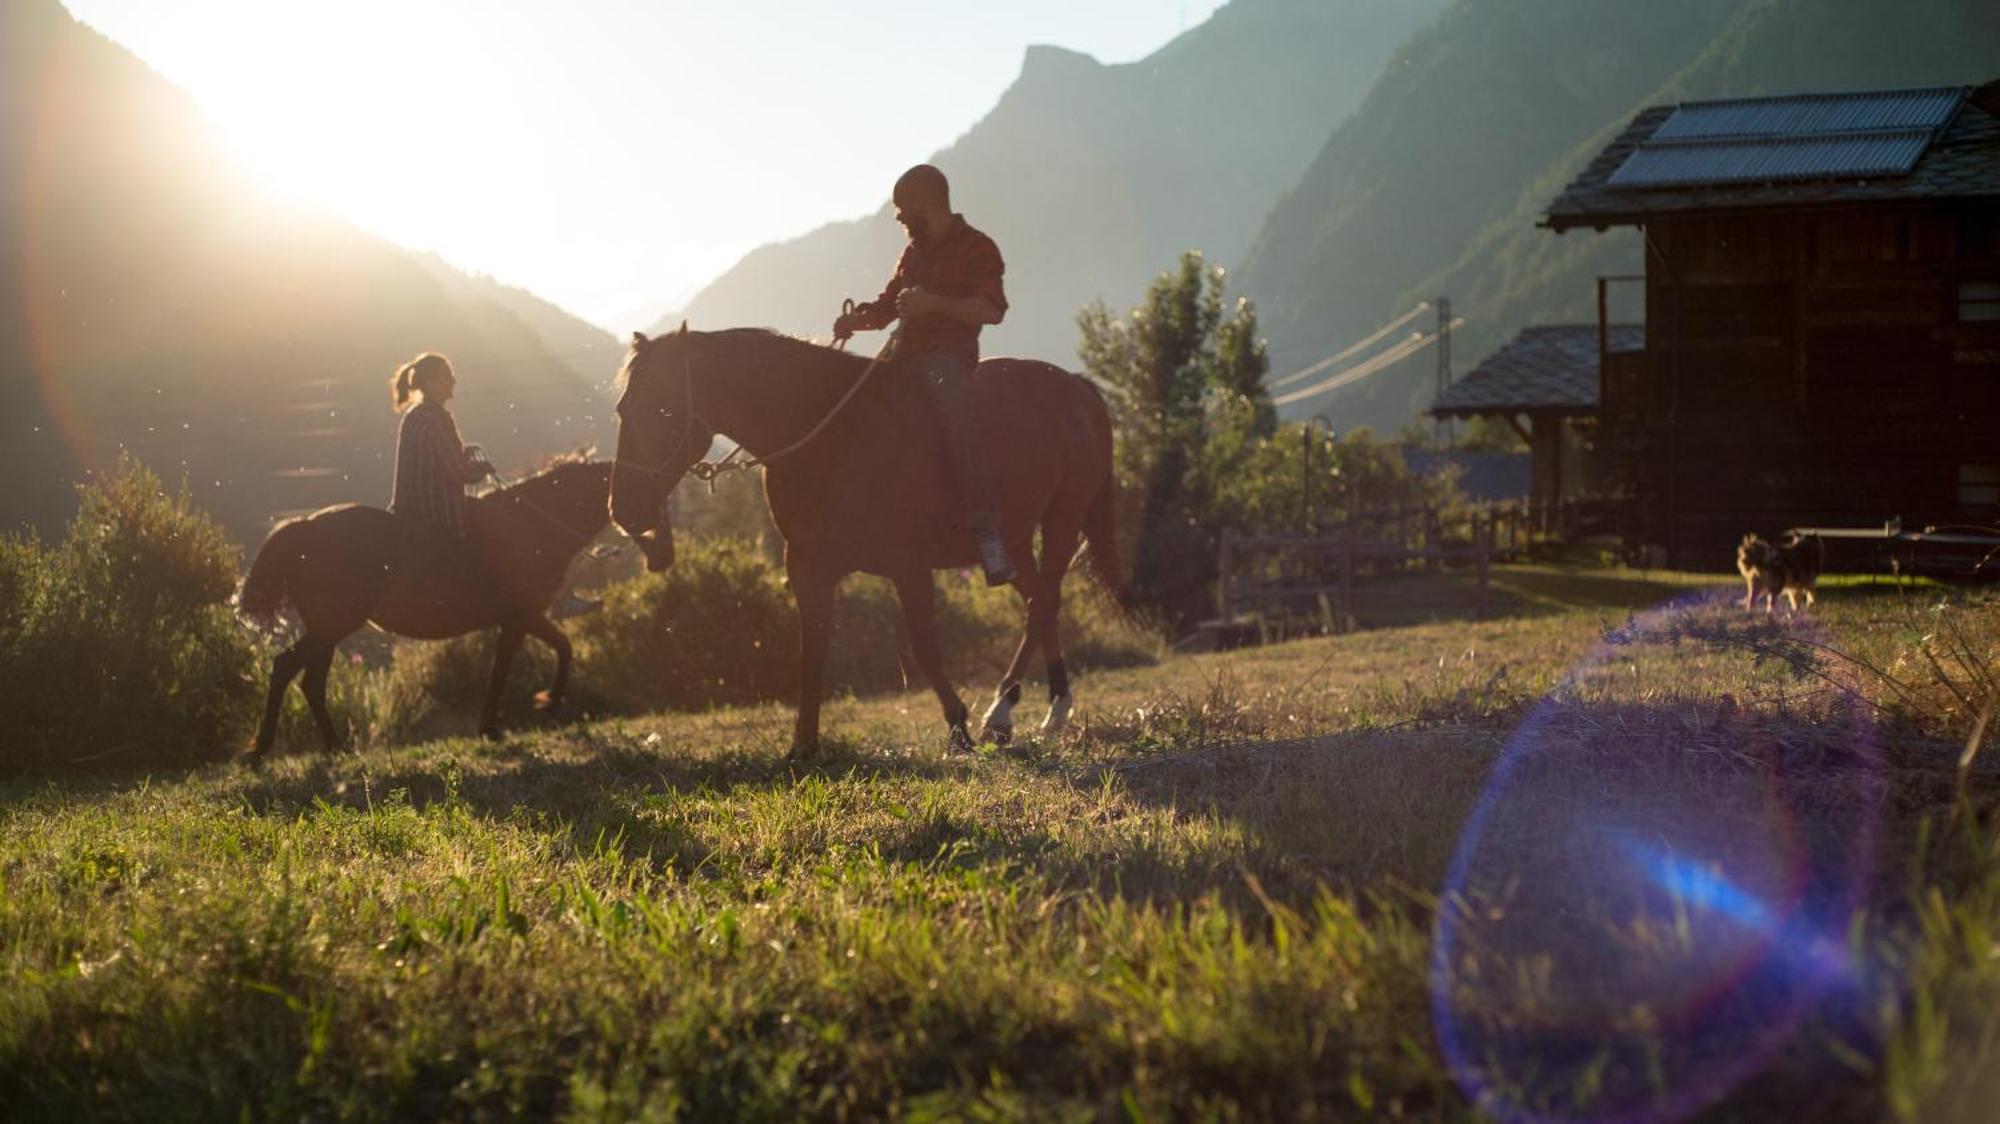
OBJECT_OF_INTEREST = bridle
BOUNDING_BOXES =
[611,353,709,486]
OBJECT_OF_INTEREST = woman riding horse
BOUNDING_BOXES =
[238,353,612,757]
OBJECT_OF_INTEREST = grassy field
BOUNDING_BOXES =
[3,565,1997,1121]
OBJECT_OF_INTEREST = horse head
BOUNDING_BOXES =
[611,325,715,571]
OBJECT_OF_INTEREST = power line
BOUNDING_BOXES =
[1271,318,1465,408]
[1267,303,1431,389]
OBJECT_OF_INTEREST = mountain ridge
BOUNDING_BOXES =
[653,0,1449,363]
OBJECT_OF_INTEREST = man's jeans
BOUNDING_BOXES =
[908,349,998,534]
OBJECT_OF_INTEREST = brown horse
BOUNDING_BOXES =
[237,458,613,757]
[609,326,1121,756]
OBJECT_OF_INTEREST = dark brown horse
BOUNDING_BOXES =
[609,326,1121,756]
[237,459,613,757]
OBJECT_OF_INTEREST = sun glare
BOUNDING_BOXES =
[195,19,472,232]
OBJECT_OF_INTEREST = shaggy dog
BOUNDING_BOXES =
[1736,532,1825,614]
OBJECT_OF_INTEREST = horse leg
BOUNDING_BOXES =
[523,614,572,713]
[299,637,344,754]
[479,624,526,740]
[982,567,1045,744]
[894,572,973,753]
[1036,524,1081,734]
[247,641,310,760]
[789,565,837,759]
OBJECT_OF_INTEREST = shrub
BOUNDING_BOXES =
[247,536,1161,752]
[577,538,1158,712]
[359,628,564,747]
[373,538,1158,727]
[574,537,805,711]
[0,458,258,774]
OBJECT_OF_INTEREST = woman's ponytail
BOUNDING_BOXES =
[389,352,451,412]
[390,361,418,410]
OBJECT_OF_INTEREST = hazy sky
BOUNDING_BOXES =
[61,1,1228,332]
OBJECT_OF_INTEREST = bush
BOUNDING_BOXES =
[0,458,259,774]
[575,537,805,711]
[241,536,1161,754]
[575,537,1157,712]
[348,538,1159,736]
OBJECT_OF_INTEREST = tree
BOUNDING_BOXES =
[1080,252,1463,633]
[1078,252,1272,627]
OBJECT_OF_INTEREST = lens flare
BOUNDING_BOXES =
[1431,589,1882,1124]
[20,43,94,479]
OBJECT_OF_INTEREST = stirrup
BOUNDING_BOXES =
[976,531,1015,587]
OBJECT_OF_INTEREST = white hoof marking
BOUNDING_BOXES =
[981,691,1016,741]
[1041,693,1073,734]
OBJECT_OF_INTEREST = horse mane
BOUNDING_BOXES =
[619,326,869,393]
[489,452,609,500]
[529,447,598,473]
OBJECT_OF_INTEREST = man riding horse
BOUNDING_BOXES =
[832,164,1015,586]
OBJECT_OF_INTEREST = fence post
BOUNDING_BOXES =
[1425,508,1442,572]
[1339,538,1356,633]
[1218,530,1234,622]
[1475,514,1491,619]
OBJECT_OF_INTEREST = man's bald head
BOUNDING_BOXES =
[893,164,951,209]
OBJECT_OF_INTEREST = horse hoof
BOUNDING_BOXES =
[480,726,502,743]
[1041,694,1074,734]
[981,689,1018,746]
[946,725,975,754]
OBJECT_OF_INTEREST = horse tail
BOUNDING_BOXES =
[1080,475,1130,609]
[236,519,308,630]
[1070,374,1131,610]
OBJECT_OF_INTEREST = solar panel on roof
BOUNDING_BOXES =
[1610,131,1935,187]
[1649,87,1965,140]
[1608,86,1966,190]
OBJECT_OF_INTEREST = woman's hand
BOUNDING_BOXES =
[462,444,496,480]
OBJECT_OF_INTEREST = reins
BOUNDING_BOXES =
[692,324,898,487]
[482,471,604,549]
[617,323,898,491]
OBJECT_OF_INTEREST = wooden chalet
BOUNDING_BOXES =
[1430,323,1641,534]
[1543,80,2000,567]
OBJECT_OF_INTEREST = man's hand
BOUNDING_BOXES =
[895,287,939,319]
[831,311,857,345]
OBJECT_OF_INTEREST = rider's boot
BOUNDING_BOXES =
[973,517,1015,587]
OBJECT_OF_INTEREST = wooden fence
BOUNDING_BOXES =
[1213,502,1526,642]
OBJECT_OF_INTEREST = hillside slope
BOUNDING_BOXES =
[654,0,1446,364]
[1234,0,1743,429]
[0,2,621,541]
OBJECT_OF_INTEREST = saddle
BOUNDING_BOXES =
[388,514,505,609]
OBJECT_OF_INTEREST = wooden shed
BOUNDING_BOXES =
[1543,80,2000,567]
[1430,324,1641,533]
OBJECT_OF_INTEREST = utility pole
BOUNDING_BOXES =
[1434,296,1453,446]
[1301,414,1333,533]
